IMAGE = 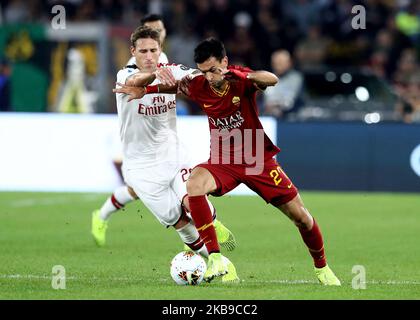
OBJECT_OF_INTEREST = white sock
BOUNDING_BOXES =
[99,186,135,220]
[176,222,199,243]
[195,244,209,258]
[176,222,209,258]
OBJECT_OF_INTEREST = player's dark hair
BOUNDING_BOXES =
[141,13,163,25]
[130,26,161,47]
[194,38,226,64]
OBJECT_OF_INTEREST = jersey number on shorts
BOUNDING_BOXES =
[270,166,292,187]
[270,167,283,186]
[181,168,192,183]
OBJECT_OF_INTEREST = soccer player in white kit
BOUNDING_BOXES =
[91,26,238,281]
[111,14,168,193]
[92,15,170,244]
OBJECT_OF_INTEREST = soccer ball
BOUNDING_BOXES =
[170,251,207,285]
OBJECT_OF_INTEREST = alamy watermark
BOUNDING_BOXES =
[51,265,66,289]
[209,128,265,175]
[351,265,367,289]
[51,5,66,30]
[351,5,366,30]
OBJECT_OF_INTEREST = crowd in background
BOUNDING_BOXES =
[1,0,419,122]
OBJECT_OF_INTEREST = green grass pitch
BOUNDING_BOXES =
[0,191,419,299]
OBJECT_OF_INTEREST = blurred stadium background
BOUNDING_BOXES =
[0,0,420,300]
[1,0,420,118]
[0,0,419,192]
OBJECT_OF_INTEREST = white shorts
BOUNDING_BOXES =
[123,158,193,227]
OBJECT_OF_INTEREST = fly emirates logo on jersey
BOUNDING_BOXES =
[138,96,176,116]
[208,111,244,131]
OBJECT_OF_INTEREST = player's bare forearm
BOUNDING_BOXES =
[153,83,179,94]
[222,69,278,89]
[125,72,155,87]
[142,81,192,98]
[247,71,278,87]
[113,82,179,101]
[126,68,176,87]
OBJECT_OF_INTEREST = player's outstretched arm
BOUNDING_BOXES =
[113,82,179,101]
[247,71,278,88]
[144,83,179,94]
[126,68,177,87]
[125,72,156,87]
[113,83,146,102]
[116,72,194,100]
[222,69,278,89]
[143,74,195,96]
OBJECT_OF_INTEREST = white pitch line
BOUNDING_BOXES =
[0,274,149,282]
[1,274,420,285]
[7,194,104,208]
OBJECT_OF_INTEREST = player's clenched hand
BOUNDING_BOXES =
[113,82,146,102]
[178,75,193,96]
[153,67,176,86]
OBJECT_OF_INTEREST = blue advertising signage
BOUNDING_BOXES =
[276,122,420,192]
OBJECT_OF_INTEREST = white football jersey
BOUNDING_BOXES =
[126,52,168,66]
[116,63,195,169]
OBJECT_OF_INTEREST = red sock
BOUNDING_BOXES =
[188,195,220,254]
[298,218,327,268]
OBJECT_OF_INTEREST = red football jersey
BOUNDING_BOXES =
[186,65,280,166]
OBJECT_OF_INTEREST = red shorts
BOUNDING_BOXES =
[196,158,298,206]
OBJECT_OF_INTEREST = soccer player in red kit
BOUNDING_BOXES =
[115,38,341,286]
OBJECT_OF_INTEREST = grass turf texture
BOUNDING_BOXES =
[0,191,419,299]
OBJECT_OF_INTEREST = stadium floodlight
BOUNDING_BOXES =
[355,86,370,102]
[364,112,381,124]
[340,73,352,84]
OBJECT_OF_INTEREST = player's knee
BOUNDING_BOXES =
[293,217,308,229]
[292,210,313,230]
[186,176,206,196]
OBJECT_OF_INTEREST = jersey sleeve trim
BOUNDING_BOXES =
[116,68,139,86]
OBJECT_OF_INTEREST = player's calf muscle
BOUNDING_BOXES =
[277,195,313,229]
[173,214,191,230]
[182,196,190,212]
[127,186,138,199]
